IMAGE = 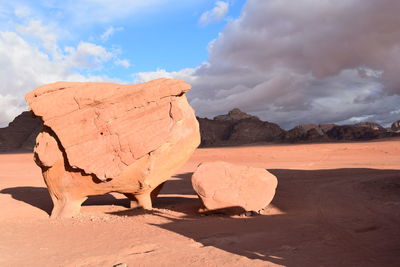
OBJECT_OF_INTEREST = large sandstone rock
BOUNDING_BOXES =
[0,111,42,152]
[192,161,278,213]
[26,78,200,218]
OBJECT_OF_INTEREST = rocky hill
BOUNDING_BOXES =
[198,109,399,146]
[1,108,399,151]
[392,120,400,132]
[198,109,284,146]
[282,124,335,143]
[0,111,42,152]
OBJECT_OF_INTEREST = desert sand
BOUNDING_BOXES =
[0,139,399,266]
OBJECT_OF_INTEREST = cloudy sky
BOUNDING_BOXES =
[1,0,399,129]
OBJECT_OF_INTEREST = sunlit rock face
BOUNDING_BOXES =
[26,78,200,218]
[192,161,278,213]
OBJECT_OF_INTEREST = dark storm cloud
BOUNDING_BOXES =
[187,0,400,128]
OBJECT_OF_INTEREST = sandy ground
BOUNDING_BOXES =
[0,139,399,267]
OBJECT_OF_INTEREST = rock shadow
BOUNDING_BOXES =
[160,172,195,195]
[145,168,400,267]
[0,187,129,215]
[83,194,129,207]
[107,172,198,216]
[0,172,196,217]
[0,186,53,214]
[0,150,33,155]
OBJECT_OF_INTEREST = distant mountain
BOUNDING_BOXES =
[198,109,399,146]
[198,109,285,146]
[1,109,399,152]
[392,120,400,132]
[282,124,335,143]
[0,111,42,152]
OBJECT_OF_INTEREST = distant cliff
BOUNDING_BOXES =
[198,108,284,146]
[198,109,399,147]
[0,111,42,152]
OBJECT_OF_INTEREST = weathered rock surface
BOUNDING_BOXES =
[0,111,42,152]
[192,161,278,213]
[198,109,284,146]
[26,78,200,218]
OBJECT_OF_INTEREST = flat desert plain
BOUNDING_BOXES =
[0,139,399,267]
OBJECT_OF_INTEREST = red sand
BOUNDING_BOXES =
[0,139,399,266]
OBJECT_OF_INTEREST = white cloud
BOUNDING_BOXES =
[65,41,113,69]
[100,26,123,42]
[0,94,21,127]
[14,6,30,18]
[139,0,400,129]
[114,59,131,68]
[199,1,229,26]
[135,68,197,84]
[16,19,59,56]
[0,20,118,127]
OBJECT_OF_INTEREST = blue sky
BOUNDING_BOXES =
[1,0,400,129]
[0,0,245,81]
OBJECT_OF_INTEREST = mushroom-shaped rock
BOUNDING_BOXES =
[192,161,278,213]
[26,78,200,218]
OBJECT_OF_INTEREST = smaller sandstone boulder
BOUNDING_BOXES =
[192,161,278,213]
